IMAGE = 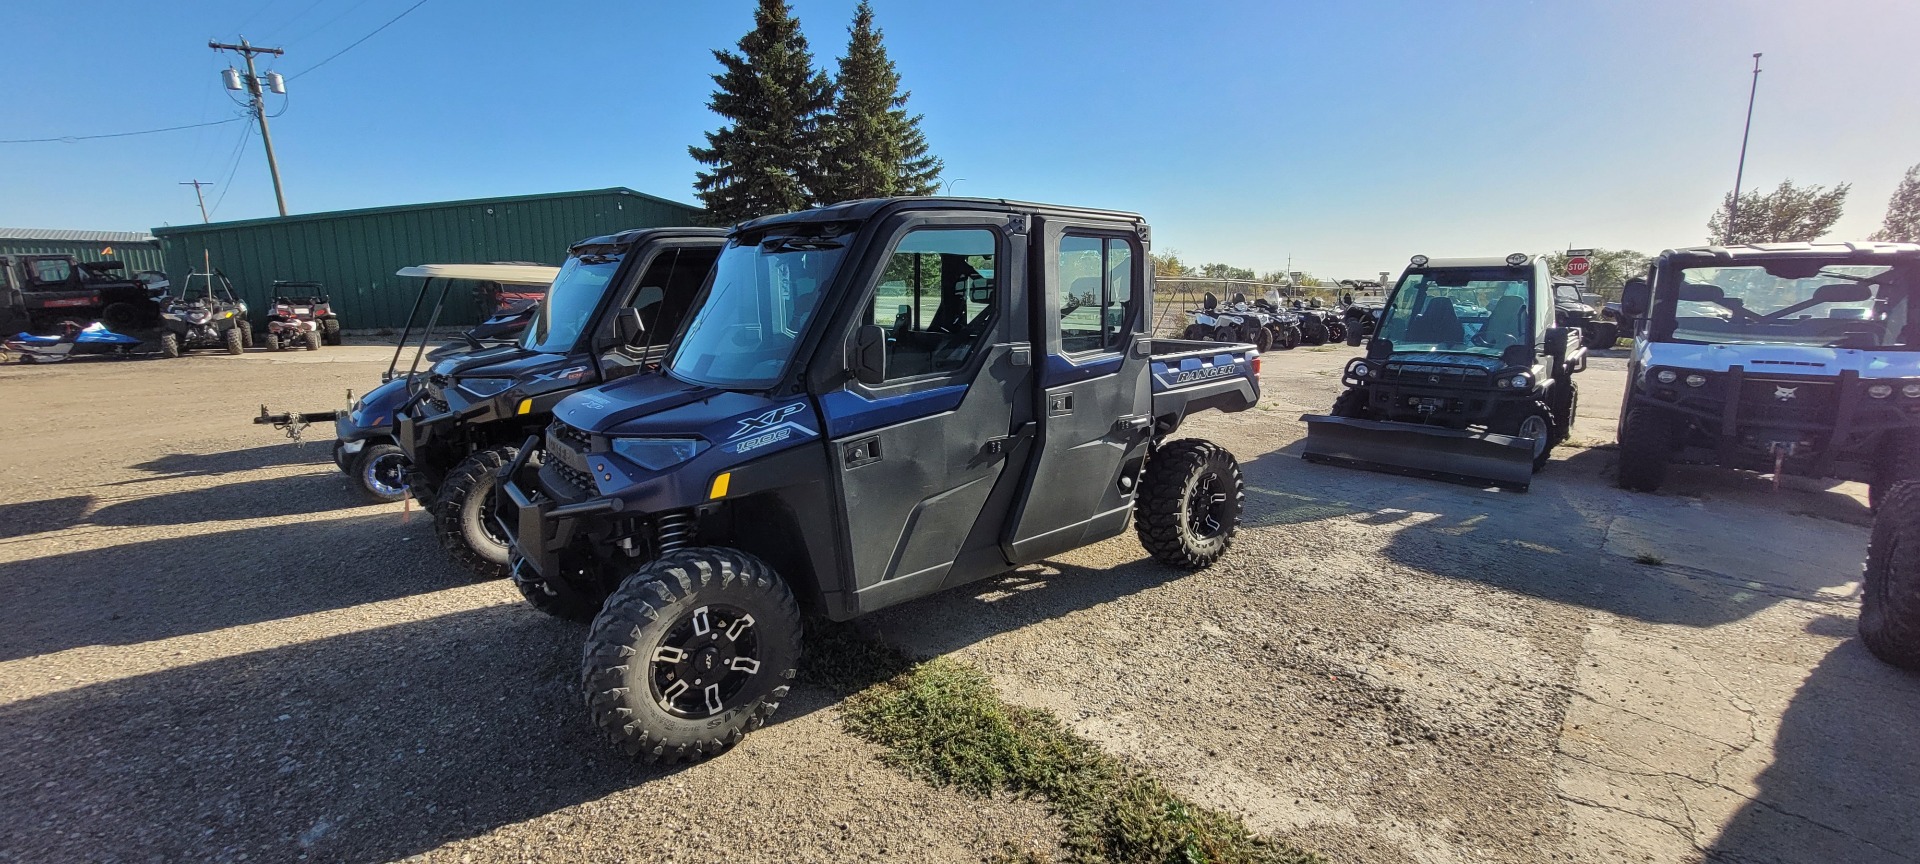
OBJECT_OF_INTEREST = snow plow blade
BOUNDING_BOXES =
[1298,414,1537,491]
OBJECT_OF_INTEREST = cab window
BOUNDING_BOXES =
[1058,236,1136,354]
[28,259,71,285]
[864,228,997,382]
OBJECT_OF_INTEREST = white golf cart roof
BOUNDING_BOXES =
[393,263,559,286]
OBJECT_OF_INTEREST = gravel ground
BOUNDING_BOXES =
[2,342,1916,864]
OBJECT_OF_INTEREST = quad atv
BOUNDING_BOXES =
[266,282,341,347]
[494,196,1261,761]
[1612,241,1920,507]
[396,231,725,580]
[159,270,250,357]
[253,263,561,503]
[1301,253,1586,490]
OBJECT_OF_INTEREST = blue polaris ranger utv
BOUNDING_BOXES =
[494,197,1262,761]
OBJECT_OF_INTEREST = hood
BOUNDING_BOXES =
[555,373,721,434]
[1640,341,1920,378]
[430,345,539,377]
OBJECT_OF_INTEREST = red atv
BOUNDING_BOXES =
[264,282,341,350]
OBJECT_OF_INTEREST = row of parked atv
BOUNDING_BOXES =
[1178,290,1380,352]
[1,253,344,363]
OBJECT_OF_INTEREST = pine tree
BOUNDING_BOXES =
[1870,163,1920,243]
[689,0,834,225]
[818,1,943,204]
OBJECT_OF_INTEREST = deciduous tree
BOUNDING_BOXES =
[1707,179,1850,244]
[1870,163,1920,243]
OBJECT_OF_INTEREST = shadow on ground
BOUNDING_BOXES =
[119,443,335,484]
[1228,443,1863,628]
[86,472,366,526]
[0,514,452,663]
[0,606,696,863]
[1707,634,1920,863]
[0,495,94,540]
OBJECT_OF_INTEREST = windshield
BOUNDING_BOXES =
[667,228,848,389]
[1379,268,1533,356]
[1669,262,1912,349]
[1554,284,1583,304]
[522,253,619,353]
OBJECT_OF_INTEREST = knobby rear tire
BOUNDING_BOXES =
[433,446,517,580]
[1135,438,1244,569]
[1862,481,1920,670]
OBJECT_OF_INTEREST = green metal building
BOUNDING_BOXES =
[151,188,702,329]
[0,228,167,274]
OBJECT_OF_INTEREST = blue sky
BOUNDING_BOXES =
[2,0,1915,279]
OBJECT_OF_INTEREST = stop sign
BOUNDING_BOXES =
[1566,256,1591,277]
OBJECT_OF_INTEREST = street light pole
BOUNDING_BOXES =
[210,37,289,217]
[1726,52,1762,244]
[943,178,967,196]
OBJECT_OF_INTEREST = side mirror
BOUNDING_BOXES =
[1620,277,1651,318]
[1341,291,1354,307]
[613,308,642,345]
[1500,344,1533,367]
[851,324,888,385]
[1543,327,1569,357]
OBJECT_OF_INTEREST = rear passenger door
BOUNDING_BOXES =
[1002,219,1153,563]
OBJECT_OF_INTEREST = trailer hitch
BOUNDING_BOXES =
[253,404,342,443]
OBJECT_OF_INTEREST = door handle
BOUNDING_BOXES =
[1048,393,1073,415]
[844,435,881,468]
[982,422,1036,456]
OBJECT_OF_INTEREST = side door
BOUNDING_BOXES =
[1002,220,1153,563]
[825,216,1033,610]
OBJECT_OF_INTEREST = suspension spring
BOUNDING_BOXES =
[654,510,696,554]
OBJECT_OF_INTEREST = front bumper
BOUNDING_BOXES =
[1630,366,1920,476]
[495,453,622,579]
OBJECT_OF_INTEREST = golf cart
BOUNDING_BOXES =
[1613,242,1920,507]
[396,230,725,579]
[159,270,250,356]
[493,197,1261,761]
[1301,253,1586,490]
[253,263,560,503]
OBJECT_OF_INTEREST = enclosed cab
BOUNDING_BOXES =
[3,255,169,334]
[1553,276,1618,350]
[395,228,725,579]
[1613,241,1920,506]
[492,197,1260,761]
[1302,253,1585,489]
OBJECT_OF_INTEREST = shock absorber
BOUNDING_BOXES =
[654,510,696,555]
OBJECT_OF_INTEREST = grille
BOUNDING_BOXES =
[1738,378,1836,420]
[1380,362,1492,386]
[423,375,451,415]
[550,459,596,497]
[545,421,594,474]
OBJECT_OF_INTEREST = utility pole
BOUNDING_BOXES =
[179,180,212,223]
[210,37,289,216]
[1726,52,1762,244]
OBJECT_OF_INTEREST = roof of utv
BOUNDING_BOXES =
[733,197,1146,233]
[394,263,560,285]
[569,226,728,253]
[1659,241,1920,264]
[1406,255,1537,270]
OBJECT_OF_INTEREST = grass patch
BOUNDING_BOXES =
[808,624,1320,864]
[1634,553,1665,566]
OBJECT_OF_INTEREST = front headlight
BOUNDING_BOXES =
[1345,360,1372,379]
[610,437,708,471]
[1654,369,1678,384]
[1868,383,1894,400]
[1497,372,1533,389]
[457,377,515,398]
[1903,383,1920,399]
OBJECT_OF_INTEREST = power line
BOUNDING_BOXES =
[0,117,245,145]
[209,125,256,217]
[290,0,430,80]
